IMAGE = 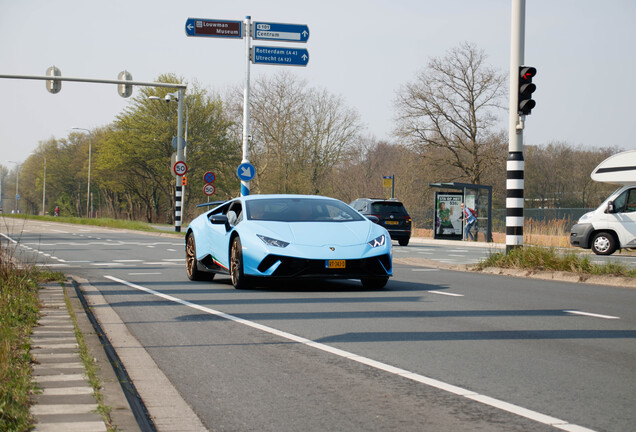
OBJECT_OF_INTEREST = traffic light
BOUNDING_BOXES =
[117,70,133,98]
[46,66,62,94]
[518,66,537,115]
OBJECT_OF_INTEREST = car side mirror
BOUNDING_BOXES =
[605,201,614,214]
[367,215,380,224]
[209,214,231,231]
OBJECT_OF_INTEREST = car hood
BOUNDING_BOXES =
[251,221,375,246]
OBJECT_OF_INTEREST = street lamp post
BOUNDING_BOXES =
[72,127,92,218]
[7,161,20,213]
[30,153,47,215]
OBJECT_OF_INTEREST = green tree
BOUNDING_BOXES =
[95,74,237,222]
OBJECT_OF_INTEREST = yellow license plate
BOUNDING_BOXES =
[327,260,346,269]
[385,221,399,225]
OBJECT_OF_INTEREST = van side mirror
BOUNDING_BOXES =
[605,201,614,214]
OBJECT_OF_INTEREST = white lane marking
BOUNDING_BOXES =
[563,310,620,320]
[167,248,177,252]
[0,232,17,244]
[162,258,185,262]
[448,254,466,257]
[114,260,143,262]
[104,275,596,432]
[429,290,464,297]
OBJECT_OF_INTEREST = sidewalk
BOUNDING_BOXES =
[30,283,108,432]
[30,282,140,432]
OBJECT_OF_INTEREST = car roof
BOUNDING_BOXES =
[241,194,342,202]
[355,198,403,203]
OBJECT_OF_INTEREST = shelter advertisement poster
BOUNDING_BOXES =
[434,192,463,240]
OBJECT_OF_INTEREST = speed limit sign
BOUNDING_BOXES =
[203,184,215,196]
[173,161,188,176]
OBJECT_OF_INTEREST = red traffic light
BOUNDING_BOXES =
[518,66,537,115]
[520,66,537,82]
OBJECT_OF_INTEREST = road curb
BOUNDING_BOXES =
[70,276,209,432]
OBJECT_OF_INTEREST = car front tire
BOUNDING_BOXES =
[186,234,214,281]
[230,236,252,289]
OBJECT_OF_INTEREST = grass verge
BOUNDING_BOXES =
[2,213,179,234]
[63,284,117,431]
[475,245,636,278]
[0,260,64,431]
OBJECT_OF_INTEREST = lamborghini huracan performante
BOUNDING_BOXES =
[185,195,392,289]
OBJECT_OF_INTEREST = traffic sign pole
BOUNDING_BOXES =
[183,15,310,197]
[174,87,185,232]
[242,15,252,197]
[507,0,526,251]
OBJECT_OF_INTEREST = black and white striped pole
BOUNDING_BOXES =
[175,88,185,232]
[507,0,528,252]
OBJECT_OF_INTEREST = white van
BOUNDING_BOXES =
[570,150,636,255]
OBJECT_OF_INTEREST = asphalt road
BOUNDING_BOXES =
[2,218,635,432]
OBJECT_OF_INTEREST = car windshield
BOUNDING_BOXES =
[371,202,408,215]
[247,198,364,222]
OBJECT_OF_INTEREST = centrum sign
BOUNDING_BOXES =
[251,46,309,67]
[253,22,309,43]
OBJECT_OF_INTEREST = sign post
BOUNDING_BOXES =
[184,15,310,196]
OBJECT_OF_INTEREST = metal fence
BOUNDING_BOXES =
[412,207,594,232]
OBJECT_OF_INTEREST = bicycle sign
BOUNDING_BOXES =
[173,161,188,176]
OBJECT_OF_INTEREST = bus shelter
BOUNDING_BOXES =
[429,182,493,242]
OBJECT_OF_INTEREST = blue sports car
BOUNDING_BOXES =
[185,194,392,289]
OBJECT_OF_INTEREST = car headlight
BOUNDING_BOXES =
[257,234,290,248]
[368,234,386,248]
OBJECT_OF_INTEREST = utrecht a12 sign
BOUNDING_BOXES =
[185,18,243,38]
[251,46,309,67]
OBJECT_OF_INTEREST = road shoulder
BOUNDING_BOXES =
[69,276,208,432]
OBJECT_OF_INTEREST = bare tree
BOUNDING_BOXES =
[227,71,363,195]
[394,42,507,184]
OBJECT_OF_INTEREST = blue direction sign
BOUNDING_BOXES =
[237,162,255,181]
[185,18,243,39]
[252,46,309,67]
[253,22,309,43]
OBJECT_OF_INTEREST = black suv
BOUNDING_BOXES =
[350,198,412,246]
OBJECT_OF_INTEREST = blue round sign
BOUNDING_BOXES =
[237,162,255,181]
[203,171,215,183]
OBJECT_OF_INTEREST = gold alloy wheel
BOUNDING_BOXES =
[186,235,196,278]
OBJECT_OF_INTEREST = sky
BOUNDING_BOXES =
[1,0,635,167]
